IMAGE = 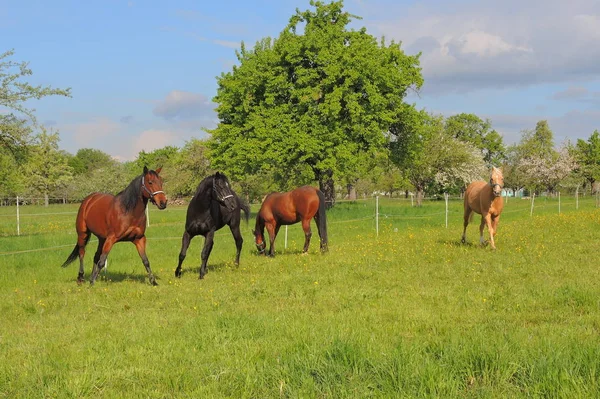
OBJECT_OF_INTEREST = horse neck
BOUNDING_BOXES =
[130,195,149,217]
[254,214,265,238]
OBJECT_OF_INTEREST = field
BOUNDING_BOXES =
[1,195,600,398]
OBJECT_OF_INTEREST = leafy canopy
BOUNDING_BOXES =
[207,1,423,193]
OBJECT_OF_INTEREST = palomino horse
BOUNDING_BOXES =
[462,167,504,249]
[175,172,250,280]
[254,186,328,257]
[62,166,167,285]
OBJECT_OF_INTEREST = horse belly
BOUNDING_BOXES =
[80,194,113,238]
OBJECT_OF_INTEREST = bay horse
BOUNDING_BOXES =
[175,172,250,279]
[62,166,167,285]
[254,185,328,257]
[462,166,504,250]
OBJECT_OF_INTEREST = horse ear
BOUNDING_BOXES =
[155,167,162,174]
[143,165,148,174]
[215,171,221,177]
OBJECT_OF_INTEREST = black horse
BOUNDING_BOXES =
[175,172,250,279]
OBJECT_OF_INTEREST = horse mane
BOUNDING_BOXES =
[116,173,150,213]
[193,174,214,198]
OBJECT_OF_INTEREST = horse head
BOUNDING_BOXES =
[253,229,266,254]
[142,166,168,209]
[490,166,504,197]
[212,172,237,211]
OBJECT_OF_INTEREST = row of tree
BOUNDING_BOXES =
[1,113,598,206]
[2,2,599,206]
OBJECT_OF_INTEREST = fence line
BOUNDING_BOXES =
[2,192,599,255]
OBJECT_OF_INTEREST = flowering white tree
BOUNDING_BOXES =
[518,143,577,194]
[433,140,487,192]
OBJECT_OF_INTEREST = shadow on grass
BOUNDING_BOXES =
[439,239,485,248]
[251,248,321,257]
[175,261,233,279]
[64,271,156,285]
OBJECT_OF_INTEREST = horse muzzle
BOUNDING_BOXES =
[152,195,168,210]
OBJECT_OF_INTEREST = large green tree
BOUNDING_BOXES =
[0,49,70,156]
[207,1,423,204]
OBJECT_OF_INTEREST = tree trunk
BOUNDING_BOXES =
[318,169,335,209]
[44,193,49,207]
[416,186,424,207]
[346,183,356,201]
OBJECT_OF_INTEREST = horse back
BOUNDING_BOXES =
[291,186,320,218]
[259,186,320,224]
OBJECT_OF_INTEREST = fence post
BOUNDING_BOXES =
[444,193,448,228]
[530,193,535,217]
[558,191,561,214]
[146,205,150,227]
[16,196,20,236]
[284,226,288,250]
[376,195,379,237]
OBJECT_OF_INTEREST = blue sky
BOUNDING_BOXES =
[2,0,599,160]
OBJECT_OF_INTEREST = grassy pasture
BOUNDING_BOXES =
[1,195,600,398]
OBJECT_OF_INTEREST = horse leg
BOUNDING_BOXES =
[266,222,278,257]
[199,230,215,279]
[76,232,90,284]
[491,215,500,238]
[229,224,244,266]
[175,231,193,278]
[488,215,499,250]
[479,216,487,246]
[462,208,472,244]
[88,238,105,283]
[302,219,312,253]
[133,236,158,286]
[90,236,116,285]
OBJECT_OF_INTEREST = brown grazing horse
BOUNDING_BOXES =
[462,166,504,249]
[254,186,328,257]
[62,166,167,285]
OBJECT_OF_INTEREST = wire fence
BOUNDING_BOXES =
[1,192,599,257]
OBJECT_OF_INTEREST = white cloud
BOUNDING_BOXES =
[131,129,177,155]
[62,117,121,147]
[551,87,590,101]
[363,0,600,94]
[486,110,600,145]
[153,90,215,120]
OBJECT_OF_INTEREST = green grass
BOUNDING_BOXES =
[1,196,600,398]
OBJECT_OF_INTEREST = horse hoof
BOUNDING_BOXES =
[175,270,182,278]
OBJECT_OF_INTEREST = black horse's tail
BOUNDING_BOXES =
[316,189,328,252]
[239,197,251,223]
[61,235,90,268]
